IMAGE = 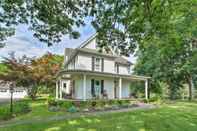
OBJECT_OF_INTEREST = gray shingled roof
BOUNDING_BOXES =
[76,48,117,58]
[65,48,75,57]
[115,57,132,65]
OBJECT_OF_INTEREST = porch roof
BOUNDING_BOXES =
[57,69,151,81]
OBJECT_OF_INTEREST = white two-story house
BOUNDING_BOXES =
[56,34,150,100]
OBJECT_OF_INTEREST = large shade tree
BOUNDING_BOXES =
[0,0,95,46]
[0,0,195,50]
[133,2,197,99]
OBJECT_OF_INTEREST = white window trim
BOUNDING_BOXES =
[94,57,102,71]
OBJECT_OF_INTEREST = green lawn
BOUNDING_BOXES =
[12,99,67,121]
[1,101,197,131]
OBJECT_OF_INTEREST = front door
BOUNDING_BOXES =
[95,80,101,98]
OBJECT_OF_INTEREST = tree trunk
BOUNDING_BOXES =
[188,76,194,101]
[28,83,38,100]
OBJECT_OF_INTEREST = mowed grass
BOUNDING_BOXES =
[2,99,66,121]
[1,101,197,131]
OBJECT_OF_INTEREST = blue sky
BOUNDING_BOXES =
[0,23,95,60]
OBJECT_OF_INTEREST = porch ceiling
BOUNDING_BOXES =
[57,69,150,81]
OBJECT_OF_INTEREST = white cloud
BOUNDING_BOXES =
[0,37,48,60]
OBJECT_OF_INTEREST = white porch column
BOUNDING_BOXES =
[119,77,122,99]
[59,80,62,100]
[145,79,148,100]
[56,81,58,99]
[83,74,87,101]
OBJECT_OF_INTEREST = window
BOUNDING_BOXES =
[92,57,104,72]
[63,83,67,88]
[115,63,119,74]
[95,57,101,71]
[95,80,100,86]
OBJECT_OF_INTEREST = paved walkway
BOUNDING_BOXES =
[0,104,156,128]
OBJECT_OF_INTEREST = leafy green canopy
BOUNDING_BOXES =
[0,63,8,73]
[0,0,196,50]
[0,0,93,46]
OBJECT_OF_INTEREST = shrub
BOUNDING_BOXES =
[149,96,161,103]
[67,106,77,113]
[117,100,123,106]
[96,100,106,107]
[48,98,58,107]
[14,102,31,113]
[108,100,114,105]
[48,106,60,112]
[72,101,81,107]
[91,101,97,108]
[60,101,73,109]
[0,107,12,121]
[123,100,130,105]
[0,101,31,121]
[142,99,149,103]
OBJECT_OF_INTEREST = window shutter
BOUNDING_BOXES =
[117,64,119,74]
[92,56,95,71]
[101,58,104,72]
[72,80,75,98]
[91,79,95,97]
[101,80,104,94]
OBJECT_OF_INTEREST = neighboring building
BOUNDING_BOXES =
[56,34,150,100]
[0,81,27,99]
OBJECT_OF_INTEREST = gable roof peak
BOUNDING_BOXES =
[78,33,97,48]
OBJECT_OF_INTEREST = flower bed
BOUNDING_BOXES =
[48,98,142,113]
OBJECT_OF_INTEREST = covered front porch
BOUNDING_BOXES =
[56,70,150,101]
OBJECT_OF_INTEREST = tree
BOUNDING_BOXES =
[133,6,197,99]
[89,0,196,99]
[91,0,196,52]
[0,0,94,46]
[0,52,63,100]
[1,0,195,50]
[134,39,186,99]
[30,52,63,96]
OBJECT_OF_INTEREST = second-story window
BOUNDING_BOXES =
[95,57,101,71]
[92,57,104,72]
[115,63,119,74]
